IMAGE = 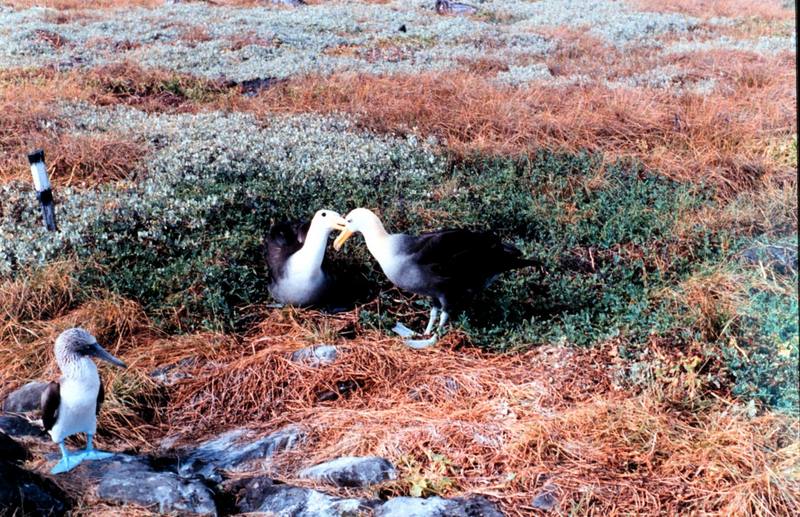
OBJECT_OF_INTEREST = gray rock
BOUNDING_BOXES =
[290,344,338,366]
[376,495,503,517]
[227,476,366,516]
[180,425,306,482]
[299,456,396,487]
[3,381,48,413]
[69,453,216,515]
[741,244,797,274]
[93,455,217,515]
[531,487,558,511]
[0,460,70,516]
[0,413,46,437]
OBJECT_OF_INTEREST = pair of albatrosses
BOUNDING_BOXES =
[268,208,536,348]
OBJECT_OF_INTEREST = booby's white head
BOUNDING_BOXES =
[333,208,387,251]
[54,328,127,375]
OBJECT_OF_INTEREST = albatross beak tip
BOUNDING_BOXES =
[333,229,353,251]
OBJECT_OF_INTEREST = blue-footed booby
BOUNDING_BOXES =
[333,208,538,348]
[41,328,126,474]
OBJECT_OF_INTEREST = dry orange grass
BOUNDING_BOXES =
[254,61,795,192]
[0,63,236,185]
[2,275,797,514]
[161,310,799,516]
[633,0,796,20]
[0,69,149,185]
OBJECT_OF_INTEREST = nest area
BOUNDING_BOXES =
[2,278,797,516]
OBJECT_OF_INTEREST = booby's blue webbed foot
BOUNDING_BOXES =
[51,442,83,474]
[80,449,115,461]
[78,434,115,462]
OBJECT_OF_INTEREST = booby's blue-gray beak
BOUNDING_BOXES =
[88,343,127,368]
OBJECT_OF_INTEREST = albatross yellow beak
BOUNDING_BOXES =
[333,229,353,251]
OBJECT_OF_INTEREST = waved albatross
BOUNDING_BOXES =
[333,208,537,348]
[267,209,369,310]
[41,328,126,474]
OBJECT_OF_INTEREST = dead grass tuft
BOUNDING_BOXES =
[0,63,237,185]
[674,271,747,340]
[2,291,797,513]
[0,68,148,185]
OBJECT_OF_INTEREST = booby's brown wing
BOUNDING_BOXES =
[265,221,310,279]
[40,381,60,432]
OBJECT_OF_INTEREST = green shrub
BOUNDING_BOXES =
[720,270,799,413]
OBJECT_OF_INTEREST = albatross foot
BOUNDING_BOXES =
[392,322,418,338]
[403,334,439,349]
[50,453,84,474]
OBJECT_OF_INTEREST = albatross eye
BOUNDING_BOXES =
[321,212,327,217]
[347,219,352,224]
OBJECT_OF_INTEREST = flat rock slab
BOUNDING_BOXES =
[3,381,49,413]
[228,476,366,516]
[299,456,396,487]
[67,453,216,515]
[179,425,306,482]
[290,344,338,366]
[376,496,503,517]
[0,413,46,438]
[1,460,70,516]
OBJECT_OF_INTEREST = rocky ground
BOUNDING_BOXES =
[0,1,797,516]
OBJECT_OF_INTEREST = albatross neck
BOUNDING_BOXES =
[359,216,394,266]
[292,219,332,271]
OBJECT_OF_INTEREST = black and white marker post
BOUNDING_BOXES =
[27,149,57,232]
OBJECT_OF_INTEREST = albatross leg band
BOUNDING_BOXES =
[51,442,84,474]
